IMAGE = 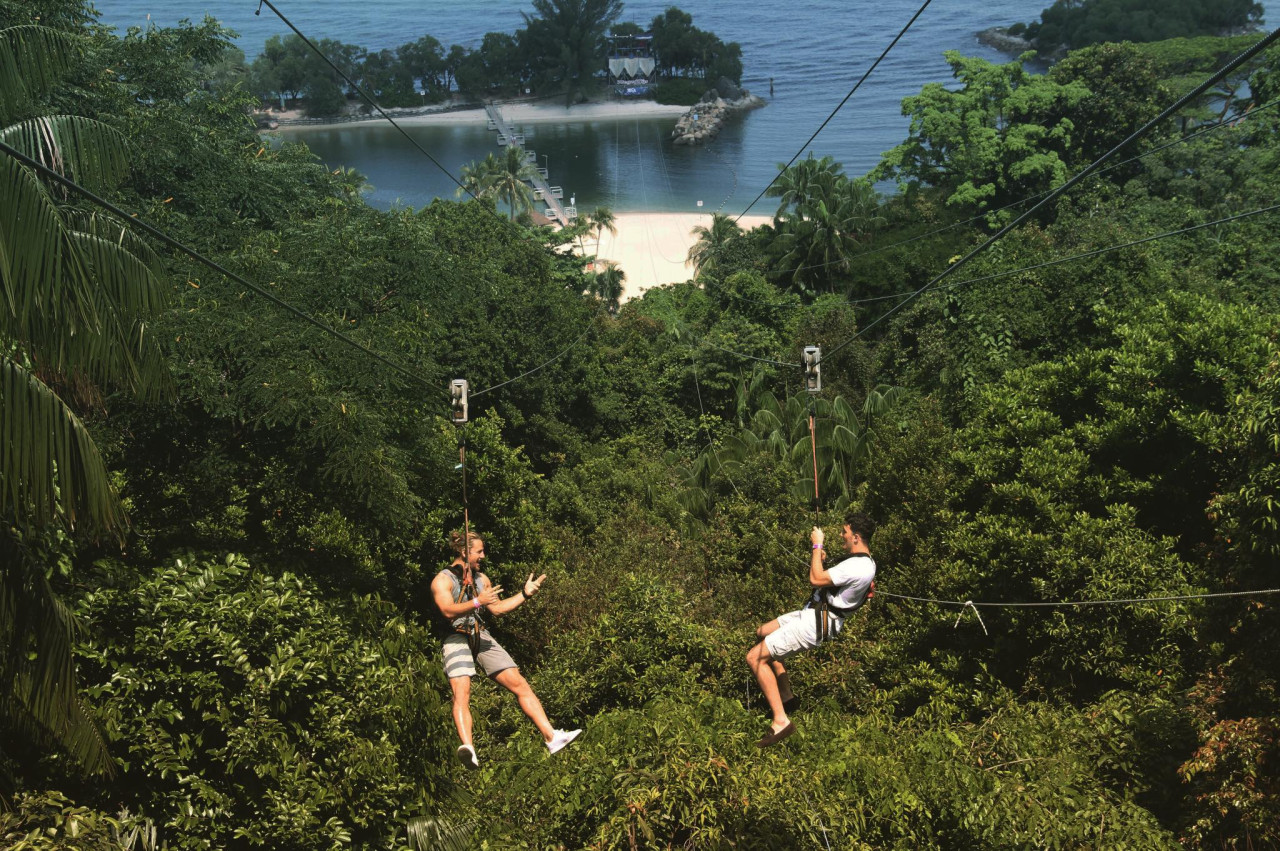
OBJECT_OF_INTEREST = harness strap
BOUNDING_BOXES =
[809,575,875,643]
[446,567,484,654]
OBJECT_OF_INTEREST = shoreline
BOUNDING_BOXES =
[596,212,774,302]
[271,100,688,132]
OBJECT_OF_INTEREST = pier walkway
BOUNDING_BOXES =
[484,102,575,227]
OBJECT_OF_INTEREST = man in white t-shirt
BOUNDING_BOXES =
[746,511,876,747]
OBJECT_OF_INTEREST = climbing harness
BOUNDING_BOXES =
[810,564,876,643]
[441,565,488,650]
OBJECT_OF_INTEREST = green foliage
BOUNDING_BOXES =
[522,0,623,105]
[1045,42,1170,166]
[0,789,156,849]
[1,18,174,786]
[7,11,1280,846]
[677,383,907,522]
[464,693,1174,848]
[1024,0,1263,51]
[919,293,1279,696]
[74,554,455,850]
[1208,345,1280,562]
[650,7,743,84]
[685,212,743,277]
[651,76,704,105]
[533,575,733,718]
[766,154,885,295]
[875,51,1093,212]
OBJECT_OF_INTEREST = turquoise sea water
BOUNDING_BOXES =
[95,0,1047,211]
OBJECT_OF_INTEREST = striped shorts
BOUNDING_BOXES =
[442,630,517,679]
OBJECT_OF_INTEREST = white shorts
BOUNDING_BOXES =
[763,609,826,660]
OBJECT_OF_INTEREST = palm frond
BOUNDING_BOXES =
[2,165,171,399]
[0,540,115,776]
[68,230,166,321]
[0,26,80,120]
[62,209,164,274]
[406,817,475,851]
[0,152,95,335]
[864,384,905,417]
[113,317,174,403]
[0,357,126,534]
[0,115,130,188]
[15,283,173,403]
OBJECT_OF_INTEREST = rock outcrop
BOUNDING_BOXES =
[714,76,743,101]
[976,26,1033,55]
[670,87,766,146]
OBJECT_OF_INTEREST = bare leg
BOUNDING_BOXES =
[493,667,555,742]
[449,676,474,745]
[773,663,793,704]
[746,641,789,733]
[755,620,794,705]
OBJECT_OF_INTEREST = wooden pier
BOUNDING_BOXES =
[483,102,574,227]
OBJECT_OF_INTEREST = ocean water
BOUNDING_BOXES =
[95,0,1047,211]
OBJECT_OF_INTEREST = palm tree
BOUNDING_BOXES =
[588,206,616,257]
[1,24,170,778]
[491,144,538,222]
[766,153,845,224]
[675,384,904,518]
[456,152,501,200]
[590,261,625,313]
[686,213,742,277]
[767,158,884,295]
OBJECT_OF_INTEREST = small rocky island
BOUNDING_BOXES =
[670,77,766,146]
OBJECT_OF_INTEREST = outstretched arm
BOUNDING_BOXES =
[486,573,547,616]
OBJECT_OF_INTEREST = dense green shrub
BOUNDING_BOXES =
[461,694,1174,849]
[72,555,455,850]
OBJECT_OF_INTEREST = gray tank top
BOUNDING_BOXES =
[437,567,488,631]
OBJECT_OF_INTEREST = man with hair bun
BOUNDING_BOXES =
[746,510,877,747]
[432,529,580,769]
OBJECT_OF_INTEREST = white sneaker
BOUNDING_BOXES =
[546,728,582,755]
[456,744,479,769]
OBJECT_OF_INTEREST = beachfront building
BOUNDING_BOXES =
[607,33,657,97]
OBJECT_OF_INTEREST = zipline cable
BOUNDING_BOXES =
[779,202,1280,318]
[928,202,1280,292]
[822,201,1280,350]
[697,338,801,369]
[735,0,935,222]
[469,311,599,399]
[752,95,1280,288]
[882,587,1280,608]
[822,25,1280,360]
[0,139,448,401]
[667,200,1280,384]
[255,0,477,203]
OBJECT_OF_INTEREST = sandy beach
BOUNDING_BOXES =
[592,212,773,301]
[272,100,687,132]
